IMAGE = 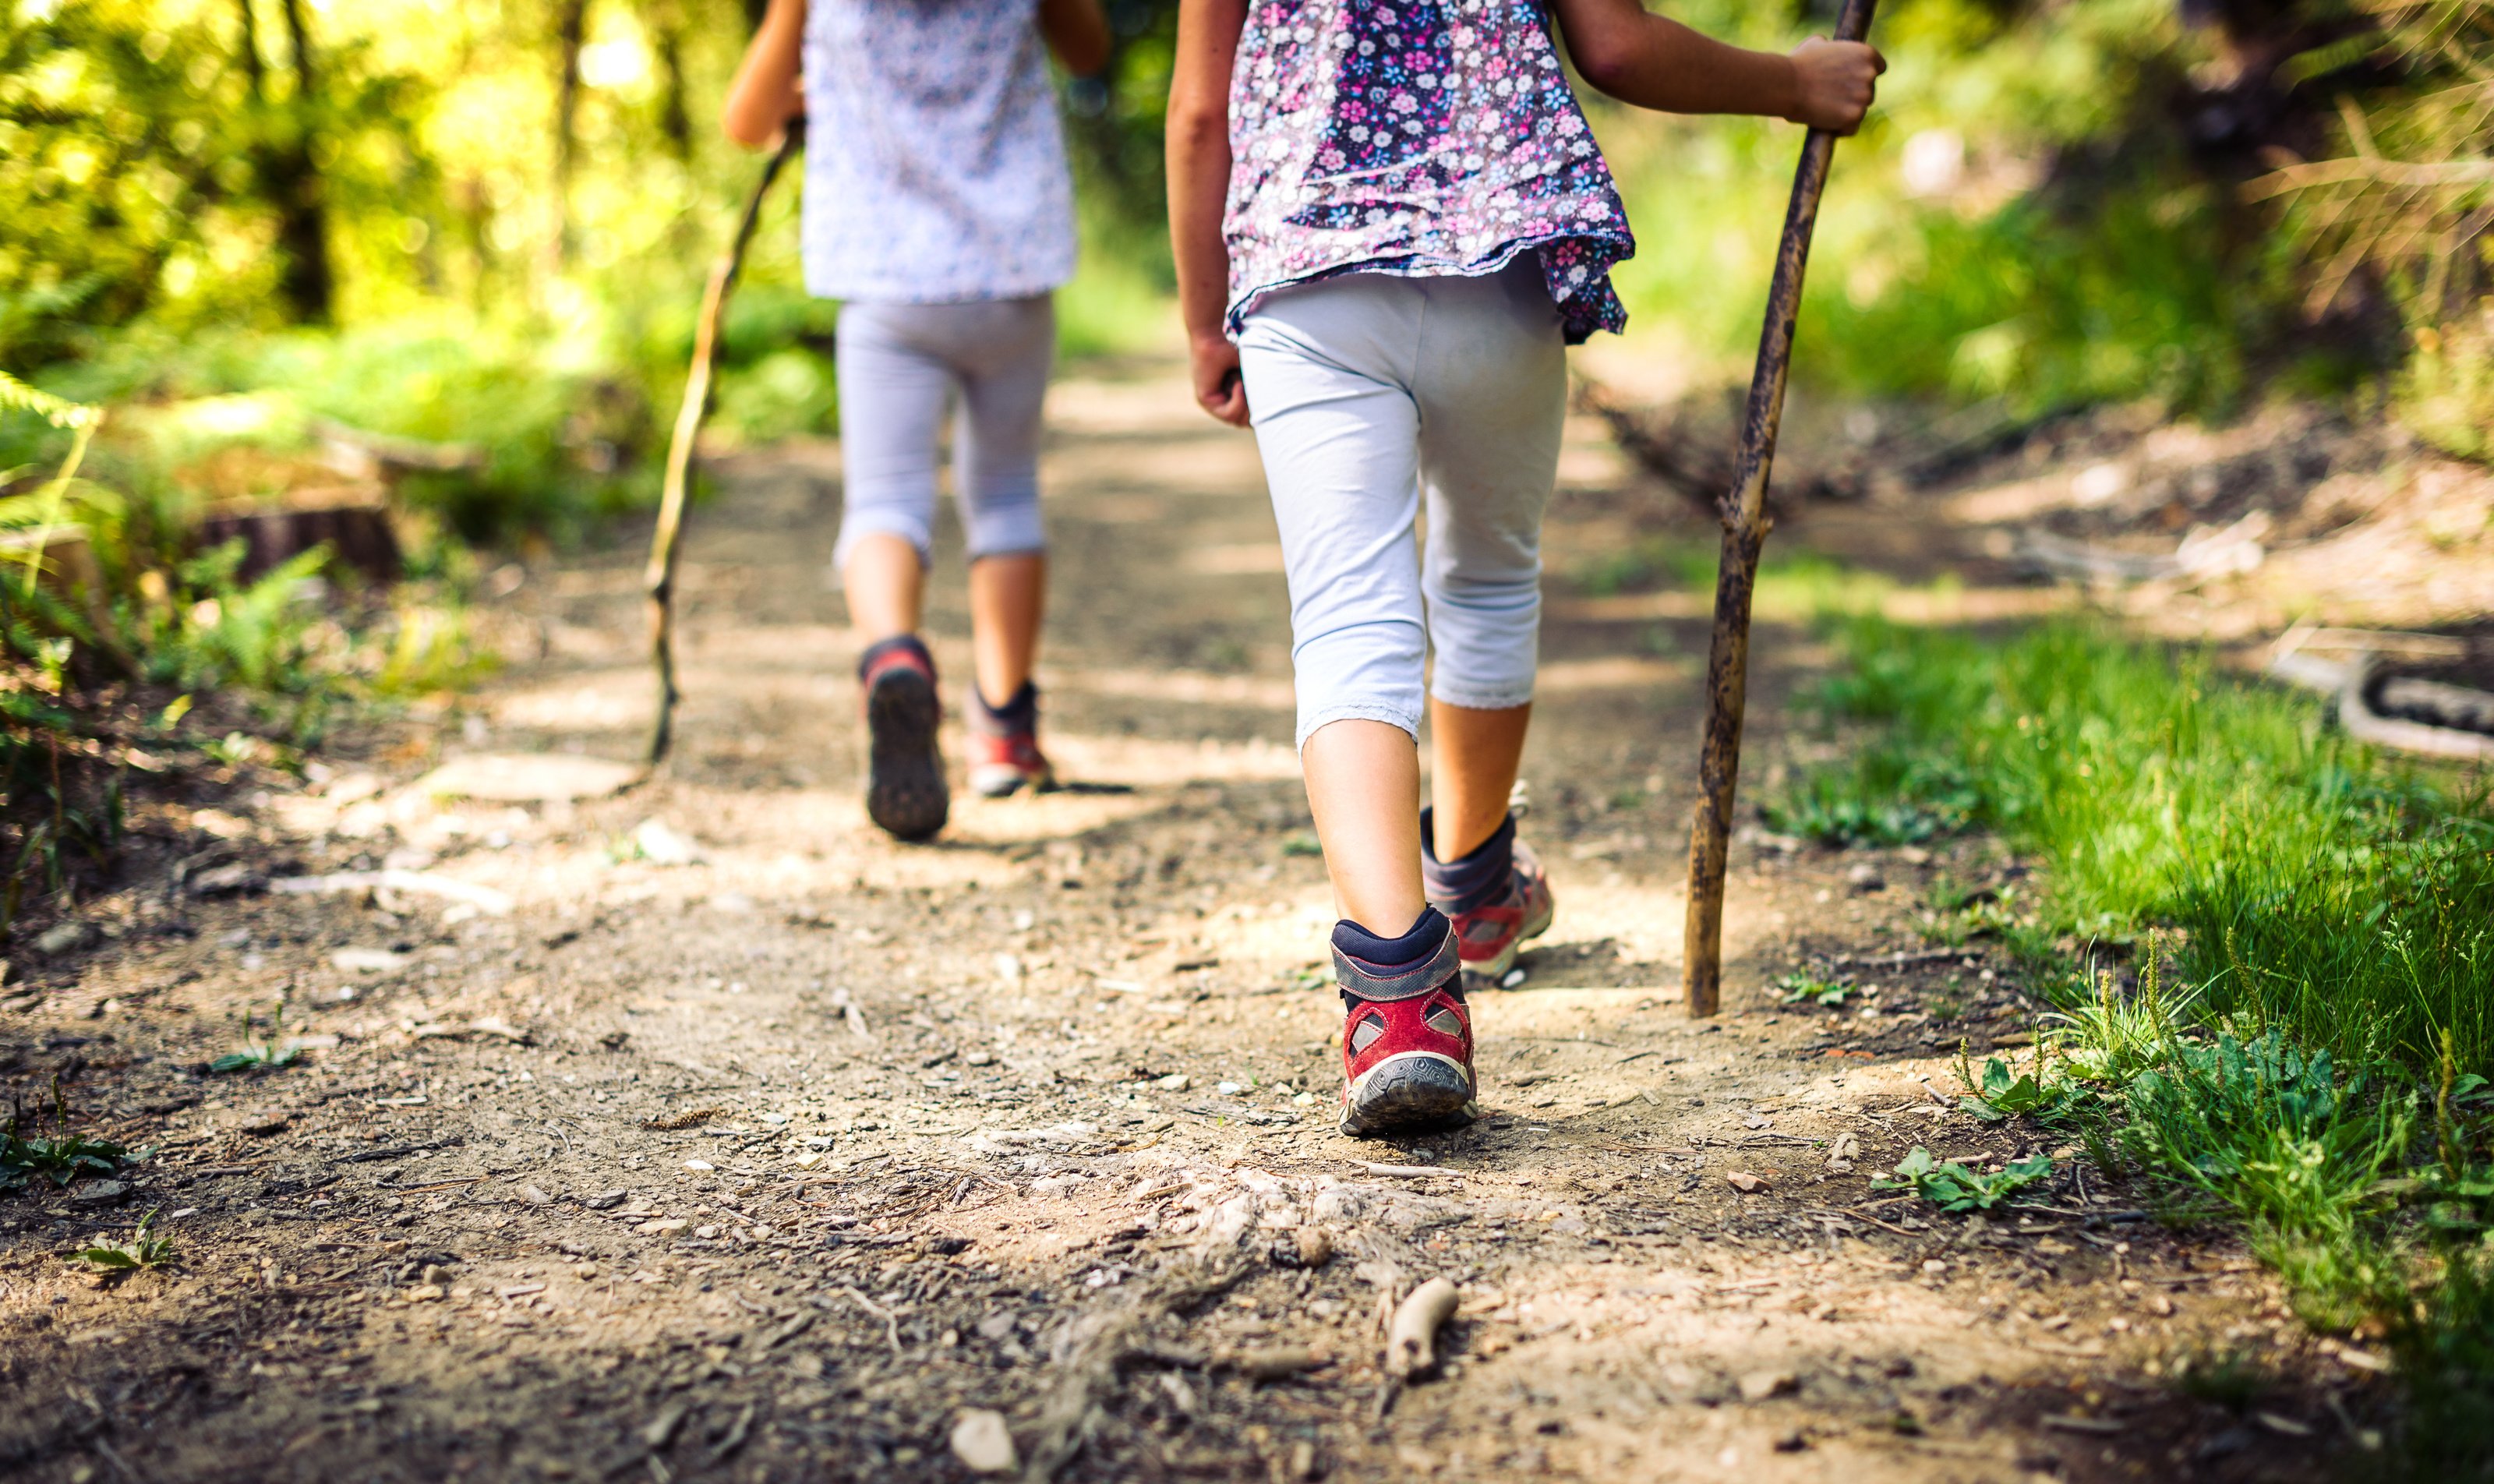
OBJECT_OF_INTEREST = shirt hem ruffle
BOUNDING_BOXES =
[1225,230,1632,347]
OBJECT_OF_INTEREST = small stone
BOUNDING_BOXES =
[573,1263,598,1279]
[34,920,96,956]
[521,1186,553,1206]
[1500,968,1527,989]
[69,1181,128,1203]
[683,1159,715,1172]
[1737,1370,1797,1402]
[1154,1073,1191,1092]
[1293,1228,1333,1268]
[639,1218,691,1238]
[1921,1259,1948,1275]
[585,1189,628,1210]
[185,862,264,897]
[965,1050,994,1067]
[793,1150,826,1169]
[993,954,1023,983]
[950,1409,1019,1475]
[1845,862,1885,893]
[694,1224,721,1240]
[330,947,411,974]
[401,1284,445,1302]
[631,818,701,866]
[1726,1171,1769,1193]
[239,1111,290,1136]
[421,1264,449,1286]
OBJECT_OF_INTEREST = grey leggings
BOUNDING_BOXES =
[1237,260,1568,749]
[833,295,1054,567]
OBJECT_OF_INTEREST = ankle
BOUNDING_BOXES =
[972,679,1038,733]
[858,633,934,683]
[1421,808,1515,913]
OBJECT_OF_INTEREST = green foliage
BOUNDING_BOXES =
[0,1127,134,1191]
[70,1207,175,1271]
[1955,1053,2085,1122]
[1803,620,2494,1462]
[1874,1146,2056,1213]
[1786,618,2494,1078]
[1775,972,1851,1008]
[207,1038,303,1074]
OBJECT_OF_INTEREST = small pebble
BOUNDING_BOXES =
[949,1409,1019,1475]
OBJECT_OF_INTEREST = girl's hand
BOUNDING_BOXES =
[1786,37,1884,134]
[1191,334,1249,426]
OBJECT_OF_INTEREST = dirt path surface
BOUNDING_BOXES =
[1,362,2379,1483]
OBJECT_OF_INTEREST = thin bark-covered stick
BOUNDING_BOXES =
[645,120,805,767]
[1683,0,1878,1017]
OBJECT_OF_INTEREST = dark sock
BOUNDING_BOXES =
[857,634,934,683]
[1331,906,1449,968]
[974,680,1037,733]
[1421,808,1515,914]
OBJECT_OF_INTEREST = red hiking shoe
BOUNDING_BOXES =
[1440,837,1555,991]
[966,683,1054,798]
[1335,917,1477,1138]
[859,637,948,841]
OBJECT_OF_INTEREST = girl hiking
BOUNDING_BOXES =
[1167,0,1880,1136]
[723,0,1110,840]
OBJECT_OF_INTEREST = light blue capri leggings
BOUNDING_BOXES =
[1236,260,1569,749]
[832,295,1054,567]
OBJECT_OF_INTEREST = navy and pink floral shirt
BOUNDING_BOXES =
[1223,0,1635,343]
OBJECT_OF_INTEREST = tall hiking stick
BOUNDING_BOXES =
[1682,0,1878,1016]
[645,119,806,767]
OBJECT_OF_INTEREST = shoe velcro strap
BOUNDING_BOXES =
[1333,933,1459,1003]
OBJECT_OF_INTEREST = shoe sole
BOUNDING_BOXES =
[1340,1052,1478,1138]
[1459,889,1557,991]
[864,668,948,841]
[967,764,1054,800]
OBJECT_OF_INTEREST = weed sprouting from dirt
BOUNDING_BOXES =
[1775,972,1852,1008]
[0,1126,136,1191]
[71,1207,176,1273]
[1874,1147,2055,1213]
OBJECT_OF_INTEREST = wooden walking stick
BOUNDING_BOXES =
[645,118,806,767]
[1683,0,1878,1016]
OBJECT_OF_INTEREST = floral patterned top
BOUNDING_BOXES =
[1223,0,1635,343]
[801,0,1076,303]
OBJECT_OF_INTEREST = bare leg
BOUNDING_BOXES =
[843,532,925,642]
[1429,698,1531,861]
[967,552,1046,708]
[1302,719,1427,933]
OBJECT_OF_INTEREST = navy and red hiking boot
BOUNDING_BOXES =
[1334,910,1478,1138]
[1422,809,1555,991]
[859,635,948,841]
[966,680,1055,798]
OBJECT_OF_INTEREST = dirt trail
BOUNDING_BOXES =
[0,361,2375,1483]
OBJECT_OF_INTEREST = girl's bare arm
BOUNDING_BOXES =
[1547,0,1883,133]
[722,0,805,148]
[1040,0,1113,76]
[1166,0,1250,426]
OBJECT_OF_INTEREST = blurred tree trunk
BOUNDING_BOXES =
[649,0,692,166]
[234,0,263,97]
[550,0,591,270]
[267,0,335,322]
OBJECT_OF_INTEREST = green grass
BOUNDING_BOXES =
[1776,617,2494,1472]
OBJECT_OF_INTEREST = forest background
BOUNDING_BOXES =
[7,0,2494,1468]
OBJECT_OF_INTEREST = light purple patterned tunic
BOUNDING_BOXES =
[1223,0,1635,343]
